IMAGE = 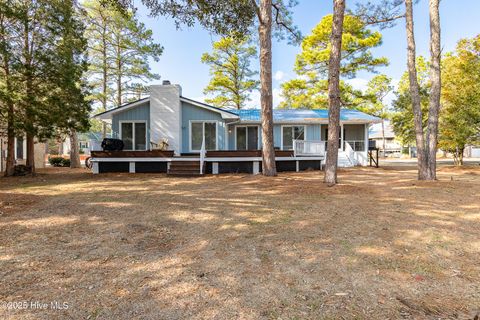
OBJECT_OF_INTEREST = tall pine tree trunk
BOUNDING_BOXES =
[404,0,428,180]
[324,0,345,186]
[102,25,108,139]
[25,133,35,174]
[69,129,81,168]
[5,106,15,176]
[2,49,15,176]
[259,0,276,176]
[116,38,122,106]
[426,0,441,180]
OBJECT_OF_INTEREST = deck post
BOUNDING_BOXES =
[129,162,135,173]
[212,162,219,174]
[295,160,299,172]
[253,161,260,174]
[92,162,99,174]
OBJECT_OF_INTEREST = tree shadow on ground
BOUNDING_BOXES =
[0,167,479,319]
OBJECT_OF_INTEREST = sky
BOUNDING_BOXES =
[135,0,480,108]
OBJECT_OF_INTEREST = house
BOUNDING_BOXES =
[0,135,46,172]
[92,83,381,175]
[61,132,105,156]
[368,121,403,157]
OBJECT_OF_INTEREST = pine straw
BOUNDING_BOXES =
[0,165,479,319]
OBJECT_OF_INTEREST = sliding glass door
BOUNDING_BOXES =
[120,122,147,150]
[190,121,217,152]
[281,125,305,150]
[236,126,259,150]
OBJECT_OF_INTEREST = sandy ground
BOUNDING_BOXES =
[0,166,479,320]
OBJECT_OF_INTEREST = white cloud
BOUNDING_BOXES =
[345,78,369,91]
[274,70,286,81]
[244,91,261,109]
[273,88,284,108]
[243,87,284,109]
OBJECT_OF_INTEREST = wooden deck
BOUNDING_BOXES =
[91,150,294,158]
[206,150,294,157]
[91,150,175,158]
[90,149,322,175]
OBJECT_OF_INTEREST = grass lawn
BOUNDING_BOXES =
[1,166,479,319]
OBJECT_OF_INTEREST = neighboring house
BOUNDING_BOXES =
[0,135,46,172]
[465,145,480,158]
[61,132,104,156]
[92,83,380,175]
[369,121,403,157]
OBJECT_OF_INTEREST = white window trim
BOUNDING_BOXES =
[280,125,306,150]
[119,120,148,151]
[189,120,218,152]
[234,125,260,150]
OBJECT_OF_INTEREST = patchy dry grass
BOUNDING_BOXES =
[0,166,479,319]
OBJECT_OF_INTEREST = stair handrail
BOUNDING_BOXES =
[199,136,206,175]
[344,141,357,166]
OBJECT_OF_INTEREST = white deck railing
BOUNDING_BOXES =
[293,140,326,157]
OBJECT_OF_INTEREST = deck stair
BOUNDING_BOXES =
[167,160,204,177]
[337,151,354,168]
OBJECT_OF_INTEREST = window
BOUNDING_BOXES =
[16,137,24,159]
[190,121,217,152]
[79,141,89,149]
[236,126,259,150]
[120,122,147,150]
[282,126,305,150]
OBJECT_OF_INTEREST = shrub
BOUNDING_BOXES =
[48,157,71,167]
[61,158,71,167]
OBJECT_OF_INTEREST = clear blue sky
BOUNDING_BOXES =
[136,0,480,108]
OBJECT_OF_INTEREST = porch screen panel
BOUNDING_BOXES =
[247,127,258,150]
[191,122,203,151]
[121,123,133,150]
[204,122,216,150]
[236,127,247,150]
[134,123,146,150]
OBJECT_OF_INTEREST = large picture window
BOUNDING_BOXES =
[282,126,305,150]
[190,121,217,152]
[236,126,259,150]
[121,122,147,150]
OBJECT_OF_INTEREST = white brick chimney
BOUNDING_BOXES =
[149,83,182,154]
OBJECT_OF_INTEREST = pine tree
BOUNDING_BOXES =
[83,0,163,108]
[49,0,91,168]
[281,14,387,109]
[0,0,90,175]
[201,35,258,109]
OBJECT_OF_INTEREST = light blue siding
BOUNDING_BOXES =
[181,102,226,153]
[112,102,150,143]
